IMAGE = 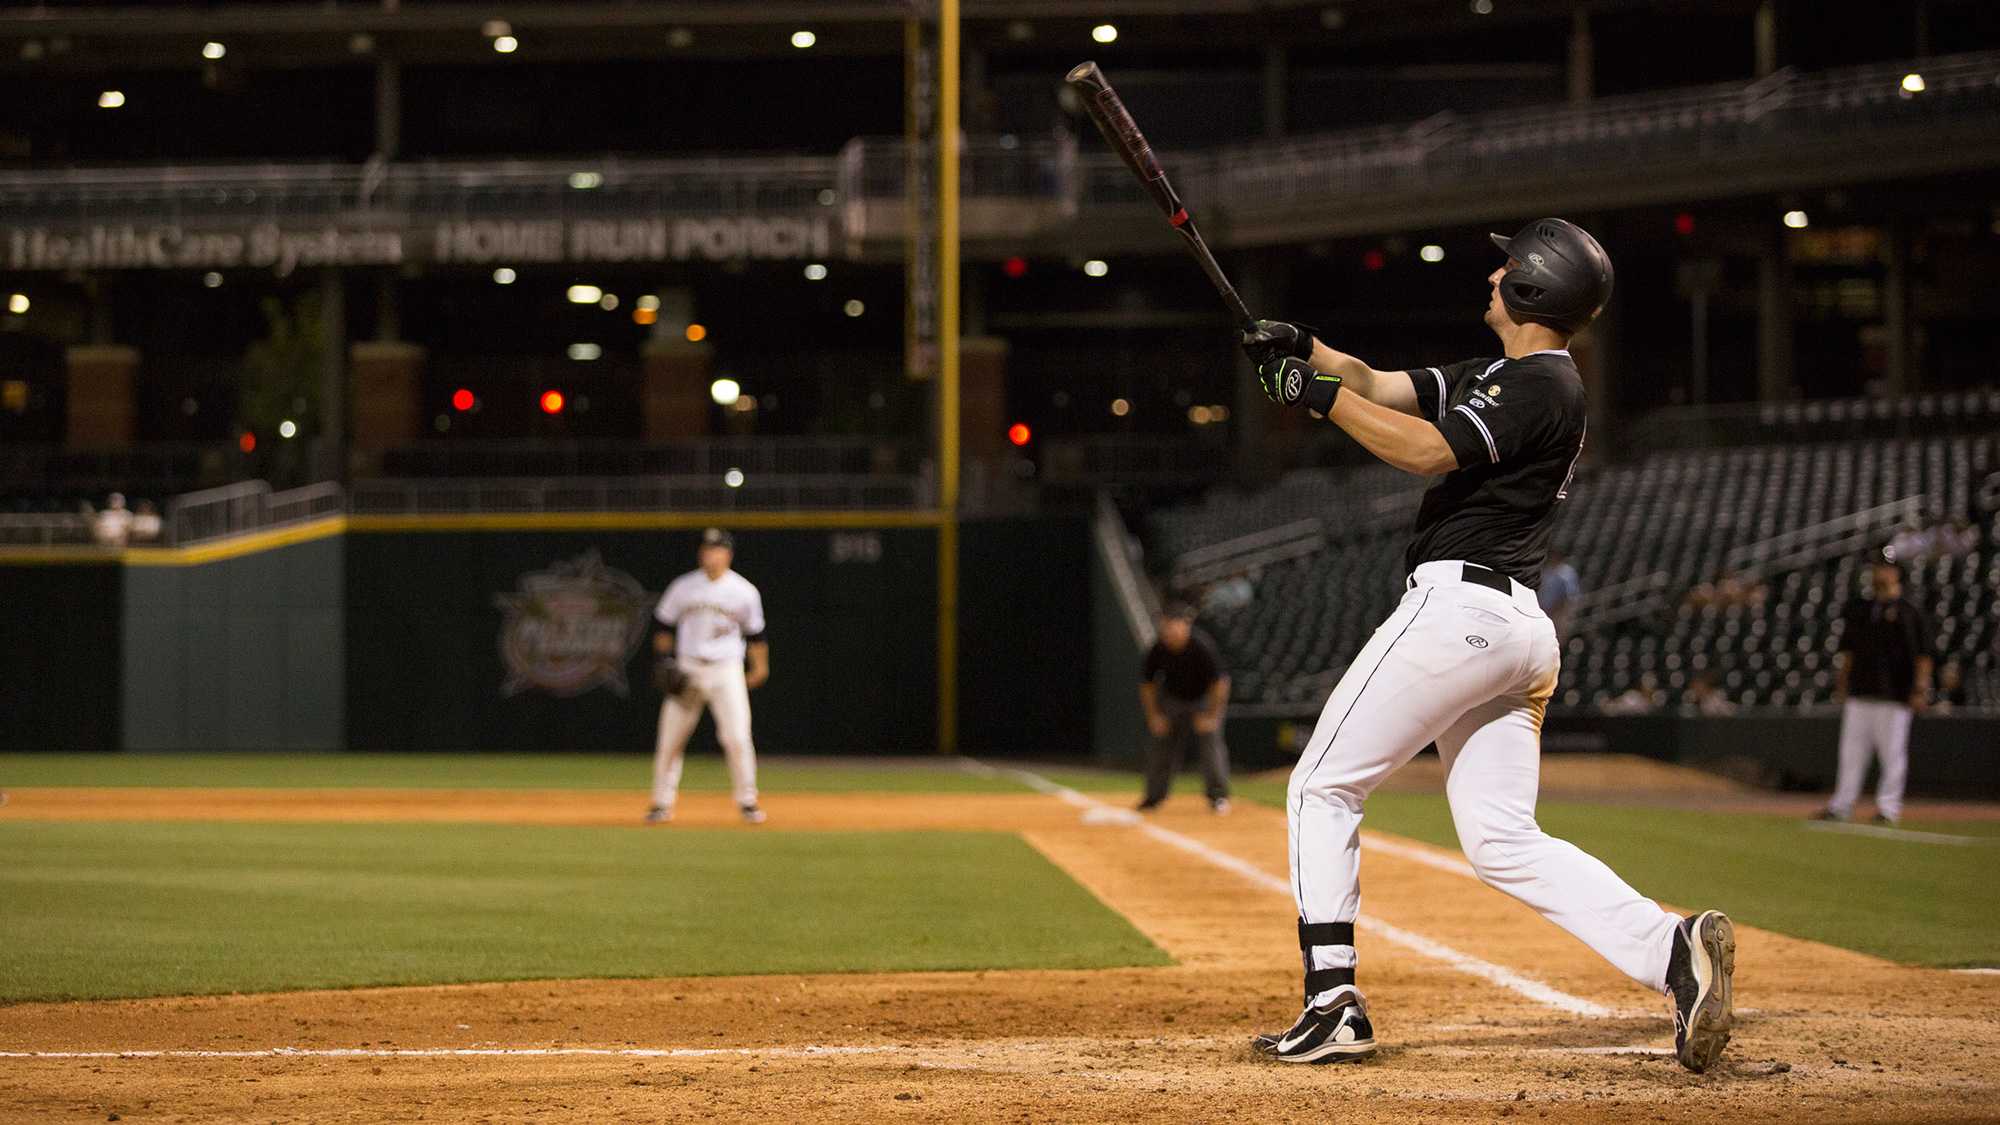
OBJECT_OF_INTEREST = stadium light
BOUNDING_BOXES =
[6,294,28,314]
[844,299,866,317]
[791,30,817,49]
[566,343,602,361]
[1419,244,1445,263]
[492,267,516,285]
[724,468,746,488]
[566,284,602,304]
[1083,259,1109,277]
[685,323,708,342]
[1470,0,1495,13]
[278,419,298,439]
[98,90,125,109]
[1091,23,1118,44]
[1901,73,1926,94]
[710,378,742,406]
[1110,397,1131,417]
[1783,210,1810,229]
[598,293,619,311]
[567,171,603,190]
[636,294,661,311]
[202,272,223,288]
[493,35,519,54]
[804,263,828,281]
[202,41,226,60]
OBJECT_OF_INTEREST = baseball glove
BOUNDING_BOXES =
[654,658,692,696]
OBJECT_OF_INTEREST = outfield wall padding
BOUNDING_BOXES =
[0,562,123,752]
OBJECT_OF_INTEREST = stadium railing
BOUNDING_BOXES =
[165,479,344,546]
[346,474,927,514]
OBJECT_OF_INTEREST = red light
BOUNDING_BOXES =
[237,431,256,453]
[1007,422,1032,447]
[1361,249,1386,271]
[539,390,566,415]
[1003,256,1029,279]
[451,388,475,412]
[1674,212,1696,236]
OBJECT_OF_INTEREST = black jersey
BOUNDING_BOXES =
[1404,350,1588,587]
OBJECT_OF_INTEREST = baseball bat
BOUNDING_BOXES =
[1064,60,1255,331]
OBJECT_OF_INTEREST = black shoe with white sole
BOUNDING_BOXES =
[1664,910,1736,1073]
[1251,988,1377,1064]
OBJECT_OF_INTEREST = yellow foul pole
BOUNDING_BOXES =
[936,0,960,755]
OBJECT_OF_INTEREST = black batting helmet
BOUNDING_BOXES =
[1488,218,1614,334]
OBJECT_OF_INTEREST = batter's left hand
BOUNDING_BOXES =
[1258,356,1341,414]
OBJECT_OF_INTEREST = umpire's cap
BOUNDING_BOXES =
[1489,218,1614,334]
[699,527,734,550]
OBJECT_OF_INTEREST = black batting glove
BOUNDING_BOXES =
[1258,356,1342,415]
[1241,319,1316,368]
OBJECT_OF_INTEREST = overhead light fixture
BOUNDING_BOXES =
[685,323,708,343]
[843,299,865,317]
[567,171,603,190]
[493,35,519,54]
[278,420,298,439]
[201,41,226,60]
[636,294,661,311]
[790,30,817,49]
[1110,397,1131,417]
[1092,24,1118,44]
[598,294,619,311]
[724,469,746,488]
[1419,244,1445,263]
[567,343,602,361]
[710,378,742,406]
[1901,73,1926,94]
[98,90,126,109]
[803,263,828,281]
[1083,259,1109,277]
[202,272,223,288]
[492,267,517,285]
[1783,210,1810,229]
[566,284,603,304]
[1470,0,1495,13]
[6,294,29,314]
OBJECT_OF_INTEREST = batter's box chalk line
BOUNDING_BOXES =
[971,760,1650,1021]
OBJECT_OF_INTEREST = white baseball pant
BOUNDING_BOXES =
[651,658,759,810]
[1829,698,1912,822]
[1288,561,1680,1005]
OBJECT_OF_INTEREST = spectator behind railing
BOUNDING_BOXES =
[130,500,162,544]
[89,493,132,547]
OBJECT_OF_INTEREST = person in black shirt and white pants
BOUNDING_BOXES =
[1240,219,1734,1074]
[1137,602,1232,814]
[1818,552,1933,826]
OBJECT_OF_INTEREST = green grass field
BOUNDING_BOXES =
[1233,781,2000,968]
[2,752,1992,999]
[0,820,1168,1003]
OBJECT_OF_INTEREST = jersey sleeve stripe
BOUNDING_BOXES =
[1452,403,1500,463]
[1427,367,1446,420]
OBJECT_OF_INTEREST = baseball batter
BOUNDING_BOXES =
[646,528,769,825]
[1241,220,1734,1072]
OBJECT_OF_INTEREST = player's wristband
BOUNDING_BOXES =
[1258,356,1341,413]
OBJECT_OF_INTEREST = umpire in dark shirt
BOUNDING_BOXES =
[1818,551,1934,826]
[1138,602,1232,813]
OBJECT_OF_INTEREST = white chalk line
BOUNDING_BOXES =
[976,763,1625,1019]
[0,1041,1673,1063]
[1951,967,2000,975]
[1802,820,1997,846]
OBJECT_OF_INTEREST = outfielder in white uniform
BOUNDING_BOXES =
[1242,219,1735,1072]
[646,528,770,825]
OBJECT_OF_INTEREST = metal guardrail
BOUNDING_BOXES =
[1627,389,2000,452]
[348,475,925,515]
[1721,495,1928,578]
[0,513,98,546]
[165,480,344,546]
[1171,518,1325,588]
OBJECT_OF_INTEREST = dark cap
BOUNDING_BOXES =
[1161,600,1198,621]
[700,527,734,550]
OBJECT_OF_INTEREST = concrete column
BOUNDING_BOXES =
[347,340,424,473]
[1568,8,1594,104]
[374,59,401,158]
[318,269,348,482]
[1754,1,1778,77]
[64,345,140,449]
[641,341,712,441]
[1757,234,1795,401]
[1263,45,1288,137]
[1884,218,1914,395]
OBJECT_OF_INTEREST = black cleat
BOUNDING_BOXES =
[1809,807,1846,822]
[1665,910,1736,1073]
[739,803,767,825]
[643,805,672,825]
[1251,988,1377,1064]
[1869,813,1897,827]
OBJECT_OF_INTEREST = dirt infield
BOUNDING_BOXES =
[3,783,1998,1123]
